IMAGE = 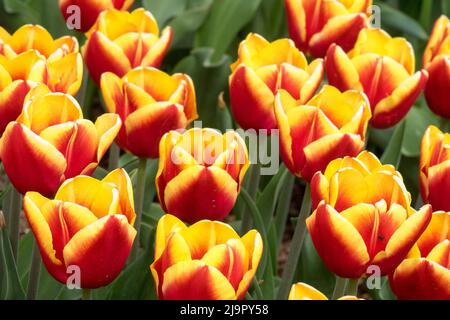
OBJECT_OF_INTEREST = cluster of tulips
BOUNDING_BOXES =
[0,0,448,300]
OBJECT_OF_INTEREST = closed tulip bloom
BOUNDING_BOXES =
[307,151,432,278]
[0,92,121,196]
[390,211,450,300]
[59,0,134,32]
[150,214,263,300]
[156,128,250,223]
[83,8,172,84]
[285,0,372,57]
[289,282,360,300]
[101,67,197,158]
[419,126,450,212]
[23,169,136,288]
[275,85,371,181]
[326,28,428,128]
[229,33,324,131]
[423,15,450,119]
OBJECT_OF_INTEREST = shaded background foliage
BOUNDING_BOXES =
[0,0,447,300]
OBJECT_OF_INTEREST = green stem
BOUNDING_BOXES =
[130,158,147,261]
[26,240,42,300]
[346,278,360,297]
[108,143,120,171]
[81,76,96,119]
[7,187,22,261]
[274,173,295,249]
[439,117,449,132]
[241,164,261,234]
[332,276,348,300]
[82,288,91,300]
[419,0,433,31]
[276,184,311,300]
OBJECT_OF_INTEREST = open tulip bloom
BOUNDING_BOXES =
[326,28,428,128]
[23,169,137,288]
[0,92,121,196]
[150,214,263,300]
[230,33,324,131]
[307,151,432,278]
[83,8,172,84]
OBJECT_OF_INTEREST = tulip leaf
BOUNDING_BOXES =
[143,159,159,213]
[256,165,289,227]
[0,223,26,300]
[376,2,428,40]
[380,119,406,168]
[142,0,188,27]
[195,0,262,60]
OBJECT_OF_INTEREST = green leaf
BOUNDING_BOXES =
[256,165,288,226]
[143,159,159,213]
[376,2,428,40]
[0,222,26,299]
[142,0,188,27]
[380,119,406,168]
[402,105,441,157]
[195,0,262,60]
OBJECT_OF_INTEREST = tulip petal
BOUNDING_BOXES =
[0,122,66,196]
[63,215,136,288]
[289,282,328,300]
[95,113,121,161]
[161,260,236,300]
[153,214,187,260]
[46,52,83,96]
[163,166,238,223]
[306,202,370,278]
[141,27,172,68]
[326,44,363,91]
[425,56,450,118]
[427,161,450,212]
[418,211,450,257]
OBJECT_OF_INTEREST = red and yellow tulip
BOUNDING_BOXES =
[419,125,450,212]
[289,282,360,300]
[23,169,136,288]
[156,128,250,223]
[101,67,197,158]
[326,28,428,128]
[423,15,450,119]
[285,0,372,57]
[83,8,172,84]
[150,214,263,300]
[275,85,371,181]
[229,33,324,131]
[0,91,121,196]
[390,211,450,300]
[59,0,135,32]
[0,25,83,134]
[307,151,432,278]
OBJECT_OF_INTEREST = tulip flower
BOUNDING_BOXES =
[101,67,197,158]
[229,33,324,131]
[423,15,450,119]
[59,0,134,32]
[390,211,450,300]
[23,169,136,288]
[150,214,263,300]
[307,151,432,278]
[326,28,428,128]
[285,0,372,57]
[289,283,360,300]
[275,85,371,181]
[83,8,172,84]
[156,128,250,223]
[419,125,450,212]
[0,92,121,196]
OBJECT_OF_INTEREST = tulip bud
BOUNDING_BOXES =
[307,151,432,278]
[419,125,450,212]
[423,15,450,119]
[326,28,428,128]
[150,214,263,300]
[23,169,136,288]
[0,92,121,196]
[59,0,134,32]
[275,85,371,181]
[390,211,450,300]
[83,8,172,84]
[156,128,250,223]
[229,33,324,130]
[101,67,198,158]
[285,0,372,57]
